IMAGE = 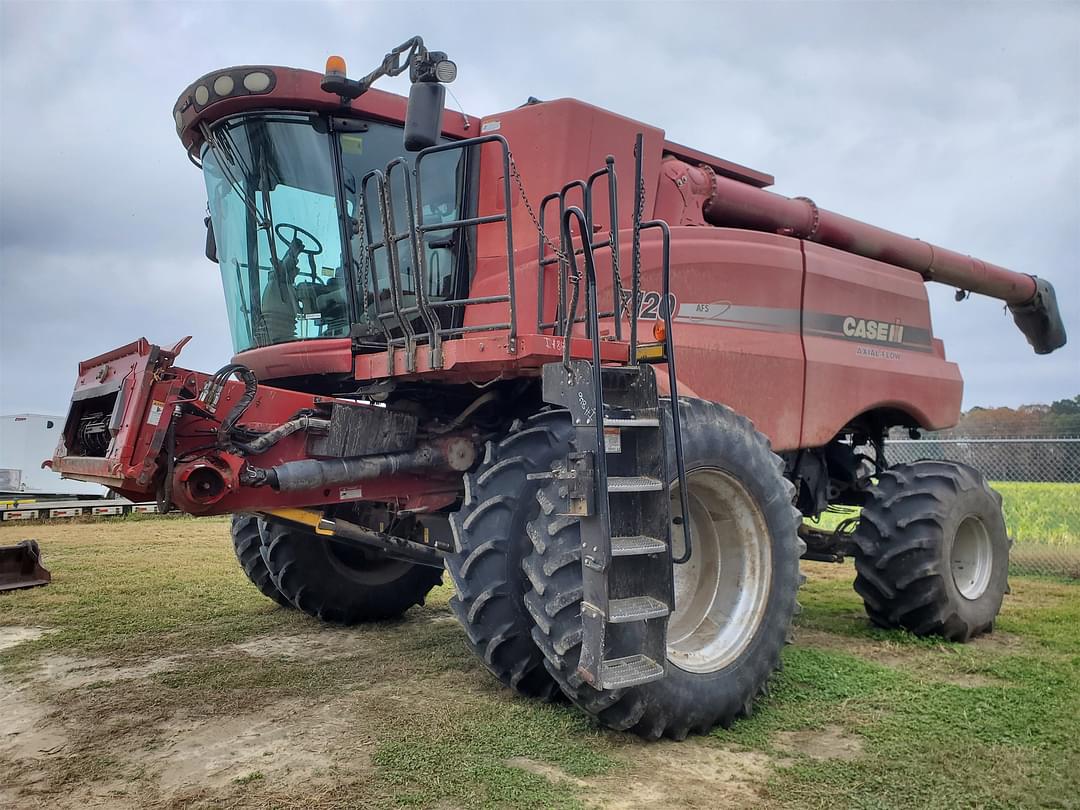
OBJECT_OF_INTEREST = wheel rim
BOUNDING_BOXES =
[327,540,412,585]
[950,514,993,600]
[666,468,772,674]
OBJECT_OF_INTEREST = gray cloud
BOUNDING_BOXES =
[1,0,1077,416]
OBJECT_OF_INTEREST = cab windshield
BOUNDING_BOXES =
[202,112,465,354]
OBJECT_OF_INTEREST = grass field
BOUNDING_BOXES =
[1,517,1078,809]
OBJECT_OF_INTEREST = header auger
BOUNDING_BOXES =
[51,38,1063,739]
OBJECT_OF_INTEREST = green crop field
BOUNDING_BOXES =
[992,482,1080,546]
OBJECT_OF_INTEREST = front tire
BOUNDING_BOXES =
[446,412,573,700]
[261,521,443,624]
[230,514,292,608]
[524,399,803,739]
[852,460,1009,642]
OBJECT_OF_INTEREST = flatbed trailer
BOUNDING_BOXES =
[0,498,160,522]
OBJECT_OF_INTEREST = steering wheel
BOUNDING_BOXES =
[274,222,323,256]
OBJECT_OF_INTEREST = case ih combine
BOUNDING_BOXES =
[49,38,1065,739]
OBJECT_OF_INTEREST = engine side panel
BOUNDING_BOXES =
[631,228,962,451]
[643,228,807,449]
[800,241,963,446]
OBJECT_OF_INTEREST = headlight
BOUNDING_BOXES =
[434,60,457,83]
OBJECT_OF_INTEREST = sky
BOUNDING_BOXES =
[1,0,1077,416]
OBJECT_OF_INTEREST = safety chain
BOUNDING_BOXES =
[508,151,579,336]
[353,199,379,331]
[609,230,633,321]
[627,172,647,318]
[508,151,569,265]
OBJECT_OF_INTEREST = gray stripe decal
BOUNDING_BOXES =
[674,303,932,352]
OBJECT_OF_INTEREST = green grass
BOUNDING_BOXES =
[1,518,1077,808]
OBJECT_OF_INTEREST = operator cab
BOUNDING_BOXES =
[201,112,468,354]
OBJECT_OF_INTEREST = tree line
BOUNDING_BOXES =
[927,394,1080,438]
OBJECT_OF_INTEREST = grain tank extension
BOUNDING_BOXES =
[49,37,1066,740]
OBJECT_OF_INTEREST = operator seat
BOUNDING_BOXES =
[257,276,299,345]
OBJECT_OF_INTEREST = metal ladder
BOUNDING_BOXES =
[539,135,691,690]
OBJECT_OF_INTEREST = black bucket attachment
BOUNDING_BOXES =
[0,540,52,591]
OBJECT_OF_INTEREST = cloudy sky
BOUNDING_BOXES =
[1,0,1077,417]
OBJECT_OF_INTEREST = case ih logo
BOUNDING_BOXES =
[841,317,905,345]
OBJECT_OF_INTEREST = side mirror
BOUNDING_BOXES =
[204,215,218,264]
[404,81,445,152]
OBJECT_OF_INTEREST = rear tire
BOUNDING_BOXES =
[230,514,291,608]
[524,399,803,739]
[446,412,573,700]
[852,460,1009,642]
[261,521,443,624]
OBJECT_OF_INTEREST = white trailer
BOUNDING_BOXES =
[0,414,107,498]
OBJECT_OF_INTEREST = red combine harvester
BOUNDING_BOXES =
[50,38,1065,739]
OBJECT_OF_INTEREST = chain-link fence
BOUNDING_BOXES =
[885,437,1080,579]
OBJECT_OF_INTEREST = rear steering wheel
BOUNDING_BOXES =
[275,222,323,256]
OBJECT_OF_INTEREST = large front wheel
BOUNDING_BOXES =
[230,515,292,608]
[852,460,1009,641]
[261,521,443,624]
[446,412,573,700]
[524,399,804,739]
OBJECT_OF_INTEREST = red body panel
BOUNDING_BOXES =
[800,243,963,446]
[631,228,807,449]
[235,338,354,381]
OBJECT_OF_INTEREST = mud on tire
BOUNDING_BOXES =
[261,521,443,624]
[523,399,804,739]
[230,514,292,608]
[446,412,573,700]
[852,460,1009,642]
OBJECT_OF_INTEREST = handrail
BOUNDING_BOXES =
[639,218,692,565]
[537,165,623,340]
[415,134,517,366]
[629,134,644,364]
[358,168,402,366]
[561,205,611,544]
[386,157,442,365]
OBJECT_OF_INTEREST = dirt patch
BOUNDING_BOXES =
[136,698,371,792]
[970,630,1025,653]
[426,613,458,625]
[233,629,371,660]
[801,559,858,583]
[35,654,185,689]
[0,676,68,760]
[0,626,53,652]
[938,673,1002,688]
[507,757,590,787]
[509,741,772,809]
[773,724,864,760]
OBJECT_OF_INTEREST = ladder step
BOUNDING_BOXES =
[608,476,664,493]
[601,654,665,689]
[610,534,667,556]
[602,417,661,428]
[608,596,670,623]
